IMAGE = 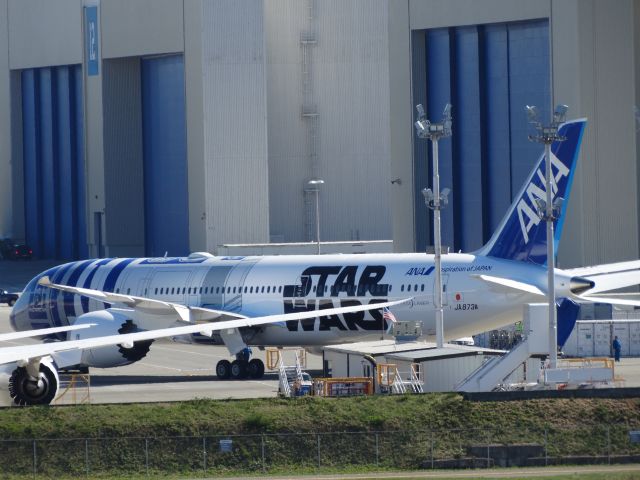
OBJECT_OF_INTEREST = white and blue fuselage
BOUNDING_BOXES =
[11,252,577,346]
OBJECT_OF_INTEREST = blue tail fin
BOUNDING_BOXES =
[477,119,586,265]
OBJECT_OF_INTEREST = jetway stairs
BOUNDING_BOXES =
[456,303,615,392]
[456,304,551,392]
[276,350,309,397]
[455,338,530,392]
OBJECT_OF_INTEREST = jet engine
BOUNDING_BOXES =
[69,309,154,368]
[0,358,59,406]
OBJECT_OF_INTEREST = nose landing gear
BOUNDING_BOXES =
[215,348,265,380]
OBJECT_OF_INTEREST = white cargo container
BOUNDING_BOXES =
[577,323,594,357]
[594,323,612,357]
[631,323,640,356]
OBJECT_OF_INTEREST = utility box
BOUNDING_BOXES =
[523,303,548,355]
[392,321,422,341]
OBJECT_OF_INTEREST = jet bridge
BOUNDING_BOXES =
[456,303,615,392]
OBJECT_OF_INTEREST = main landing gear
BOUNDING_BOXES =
[215,348,265,380]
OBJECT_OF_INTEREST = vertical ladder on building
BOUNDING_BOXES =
[301,0,320,241]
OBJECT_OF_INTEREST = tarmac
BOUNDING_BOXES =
[0,259,639,405]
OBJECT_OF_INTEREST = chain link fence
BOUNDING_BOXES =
[2,425,640,477]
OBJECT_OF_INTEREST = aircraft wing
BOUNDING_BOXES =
[38,276,247,323]
[0,324,95,342]
[564,260,640,294]
[0,297,410,366]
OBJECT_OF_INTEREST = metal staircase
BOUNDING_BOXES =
[455,340,529,392]
[382,363,423,394]
[277,350,309,397]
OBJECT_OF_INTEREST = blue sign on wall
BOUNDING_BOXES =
[85,6,99,76]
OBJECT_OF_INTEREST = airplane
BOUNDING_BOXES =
[9,117,640,386]
[0,298,407,406]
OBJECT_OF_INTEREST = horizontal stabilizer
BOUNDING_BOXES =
[578,295,640,307]
[472,274,545,296]
[565,260,640,294]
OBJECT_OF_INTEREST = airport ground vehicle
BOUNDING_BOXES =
[0,290,18,306]
[0,239,32,260]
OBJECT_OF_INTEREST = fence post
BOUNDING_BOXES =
[375,433,379,468]
[202,436,207,474]
[607,425,611,464]
[261,434,266,472]
[317,434,321,469]
[431,431,434,469]
[544,427,548,466]
[85,438,89,475]
[32,439,37,477]
[145,438,149,476]
[486,430,491,468]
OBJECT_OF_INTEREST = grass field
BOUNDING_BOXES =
[0,394,639,477]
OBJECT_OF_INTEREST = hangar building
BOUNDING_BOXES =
[0,0,638,269]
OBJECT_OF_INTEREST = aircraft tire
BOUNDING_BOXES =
[216,359,232,380]
[230,360,248,379]
[247,358,265,379]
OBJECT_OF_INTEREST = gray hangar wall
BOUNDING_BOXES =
[389,0,640,268]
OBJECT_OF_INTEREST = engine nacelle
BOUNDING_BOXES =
[68,309,154,368]
[0,358,59,407]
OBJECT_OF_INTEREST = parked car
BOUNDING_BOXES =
[0,290,18,307]
[0,239,32,260]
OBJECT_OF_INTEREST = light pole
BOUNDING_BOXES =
[414,103,452,349]
[308,179,324,254]
[526,104,568,369]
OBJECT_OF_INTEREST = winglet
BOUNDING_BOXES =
[38,276,51,286]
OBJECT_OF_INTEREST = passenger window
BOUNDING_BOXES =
[421,284,425,292]
[414,284,418,292]
[250,286,254,293]
[389,285,393,292]
[278,286,282,293]
[171,288,175,294]
[261,286,265,293]
[267,286,271,293]
[155,288,158,295]
[401,285,404,292]
[127,288,131,294]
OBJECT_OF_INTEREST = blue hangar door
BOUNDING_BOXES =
[141,54,189,257]
[412,19,550,253]
[21,65,88,260]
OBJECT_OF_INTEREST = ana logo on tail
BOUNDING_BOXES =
[480,119,586,265]
[517,152,570,244]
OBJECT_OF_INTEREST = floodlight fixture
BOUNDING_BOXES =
[534,197,547,217]
[416,103,426,119]
[553,104,569,124]
[526,105,539,123]
[422,187,434,204]
[440,188,451,206]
